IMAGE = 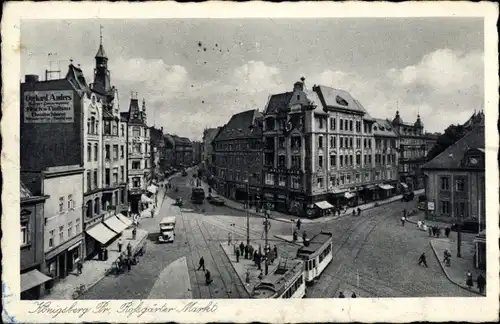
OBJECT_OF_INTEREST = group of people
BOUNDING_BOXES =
[338,291,357,298]
[197,257,213,285]
[115,237,141,273]
[232,241,278,271]
[467,271,486,294]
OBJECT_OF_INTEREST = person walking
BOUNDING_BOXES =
[76,260,83,275]
[244,244,249,259]
[401,216,406,226]
[445,227,451,238]
[418,253,428,267]
[351,292,357,298]
[436,227,441,238]
[427,226,433,237]
[117,238,123,252]
[132,227,137,240]
[302,231,307,243]
[236,248,240,263]
[357,207,361,216]
[296,219,301,230]
[245,270,250,284]
[466,270,473,289]
[198,256,205,271]
[228,232,232,246]
[126,257,132,272]
[338,292,345,298]
[273,245,278,259]
[205,269,212,285]
[293,230,298,242]
[239,242,245,256]
[477,273,486,294]
[126,242,132,257]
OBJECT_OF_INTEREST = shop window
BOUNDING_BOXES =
[455,178,466,192]
[317,177,324,189]
[278,175,287,187]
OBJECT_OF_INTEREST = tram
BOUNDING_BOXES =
[296,231,333,283]
[251,259,306,299]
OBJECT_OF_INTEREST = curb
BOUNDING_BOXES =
[429,240,484,296]
[218,242,252,296]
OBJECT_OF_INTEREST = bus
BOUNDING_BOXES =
[296,231,333,283]
[158,216,176,243]
[251,259,306,299]
[191,187,205,204]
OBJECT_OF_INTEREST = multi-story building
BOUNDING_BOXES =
[20,181,50,300]
[212,110,263,204]
[423,132,441,157]
[202,127,222,164]
[150,126,165,181]
[261,78,400,217]
[41,165,85,282]
[390,111,427,190]
[162,133,177,170]
[192,141,202,165]
[121,94,151,213]
[421,122,485,268]
[172,135,193,167]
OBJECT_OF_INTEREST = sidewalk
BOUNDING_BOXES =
[147,256,192,299]
[43,227,148,300]
[219,241,282,295]
[205,179,424,224]
[430,238,485,296]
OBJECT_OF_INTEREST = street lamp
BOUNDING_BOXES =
[244,179,250,247]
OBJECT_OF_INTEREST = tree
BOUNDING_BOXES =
[426,124,468,161]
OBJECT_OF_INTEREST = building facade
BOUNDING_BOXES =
[423,132,441,157]
[261,79,400,217]
[162,134,177,170]
[172,136,193,167]
[192,141,202,165]
[20,182,50,300]
[121,95,151,213]
[42,165,85,283]
[391,111,427,190]
[150,126,165,181]
[212,110,263,204]
[202,127,222,164]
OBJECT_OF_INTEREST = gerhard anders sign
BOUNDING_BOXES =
[24,90,74,123]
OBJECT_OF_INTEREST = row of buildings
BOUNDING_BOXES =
[20,38,166,299]
[205,78,444,218]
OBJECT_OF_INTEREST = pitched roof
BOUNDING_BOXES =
[95,44,108,59]
[265,92,293,114]
[215,109,263,141]
[313,85,367,114]
[373,118,397,137]
[422,126,484,170]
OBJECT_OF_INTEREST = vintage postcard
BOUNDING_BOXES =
[2,1,499,323]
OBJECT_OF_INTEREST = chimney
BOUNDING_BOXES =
[25,74,39,83]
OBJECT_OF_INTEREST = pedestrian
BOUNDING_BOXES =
[477,273,486,294]
[352,209,356,216]
[403,209,407,217]
[236,249,240,263]
[126,257,132,272]
[466,270,473,289]
[293,230,298,242]
[357,207,361,216]
[296,219,301,230]
[432,226,436,236]
[273,245,278,259]
[258,270,264,280]
[351,292,357,298]
[302,231,307,243]
[445,227,451,238]
[418,252,428,267]
[244,244,249,259]
[257,254,262,270]
[338,292,345,298]
[239,242,245,255]
[245,270,250,284]
[76,260,83,275]
[401,216,406,226]
[436,227,441,238]
[127,242,132,257]
[132,227,137,240]
[228,232,232,246]
[117,238,123,252]
[253,250,258,264]
[205,269,212,285]
[198,256,205,271]
[428,226,432,237]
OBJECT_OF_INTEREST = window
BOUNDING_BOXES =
[112,122,118,136]
[356,173,360,183]
[339,155,344,167]
[330,155,336,168]
[278,137,285,149]
[440,177,450,191]
[368,155,372,164]
[277,155,285,168]
[21,222,28,246]
[340,175,345,185]
[291,136,301,150]
[356,154,361,166]
[329,176,336,187]
[291,156,301,169]
[113,145,119,160]
[440,200,450,215]
[133,127,140,138]
[67,195,73,210]
[133,143,141,154]
[318,136,323,149]
[318,156,324,168]
[132,177,141,188]
[67,221,73,238]
[120,166,125,182]
[120,124,125,137]
[349,137,353,148]
[120,145,125,158]
[344,119,348,131]
[59,225,64,243]
[94,144,98,161]
[87,144,91,162]
[93,170,98,189]
[317,177,324,189]
[75,218,80,234]
[349,120,353,131]
[48,230,55,248]
[278,175,287,187]
[365,172,370,181]
[331,118,336,130]
[455,178,465,192]
[265,173,275,185]
[330,136,335,148]
[349,155,353,166]
[59,197,65,213]
[105,145,111,160]
[340,137,344,148]
[291,176,301,189]
[104,121,111,135]
[319,118,324,129]
[86,171,91,191]
[356,138,361,148]
[340,119,343,130]
[132,161,140,169]
[112,168,118,184]
[455,201,467,218]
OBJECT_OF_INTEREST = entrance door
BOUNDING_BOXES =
[58,254,66,279]
[66,250,75,273]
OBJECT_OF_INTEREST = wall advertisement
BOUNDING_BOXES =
[24,90,74,123]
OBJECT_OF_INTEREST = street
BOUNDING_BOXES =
[83,168,476,299]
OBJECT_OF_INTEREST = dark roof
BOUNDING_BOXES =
[214,109,263,142]
[313,85,367,114]
[373,118,397,137]
[95,44,108,59]
[422,126,484,170]
[102,108,115,119]
[20,181,33,199]
[265,92,293,114]
[120,112,129,122]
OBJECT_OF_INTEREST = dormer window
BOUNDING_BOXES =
[336,95,348,106]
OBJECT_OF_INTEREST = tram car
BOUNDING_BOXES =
[296,231,333,283]
[251,259,306,299]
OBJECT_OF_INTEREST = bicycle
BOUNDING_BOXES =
[72,284,86,299]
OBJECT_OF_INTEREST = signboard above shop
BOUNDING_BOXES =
[24,90,74,123]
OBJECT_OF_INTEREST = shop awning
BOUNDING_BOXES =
[104,216,128,234]
[147,184,158,194]
[86,223,117,245]
[141,194,154,203]
[378,184,394,190]
[116,213,133,227]
[314,201,334,210]
[344,192,356,199]
[21,269,52,292]
[400,183,408,189]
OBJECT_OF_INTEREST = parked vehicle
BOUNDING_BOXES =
[209,196,225,206]
[191,187,205,204]
[158,216,176,243]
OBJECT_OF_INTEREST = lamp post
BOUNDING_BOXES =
[244,179,250,247]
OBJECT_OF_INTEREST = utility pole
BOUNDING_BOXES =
[246,180,250,247]
[457,215,462,258]
[264,210,270,275]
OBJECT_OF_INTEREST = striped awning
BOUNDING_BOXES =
[86,223,116,245]
[104,216,128,234]
[314,201,334,210]
[116,213,133,227]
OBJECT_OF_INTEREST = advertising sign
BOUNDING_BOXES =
[24,90,74,123]
[427,201,435,211]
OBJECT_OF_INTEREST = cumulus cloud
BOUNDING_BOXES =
[230,61,283,94]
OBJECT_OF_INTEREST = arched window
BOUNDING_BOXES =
[90,117,96,134]
[87,118,91,134]
[87,143,92,162]
[86,200,93,218]
[95,119,99,135]
[94,144,98,161]
[94,198,100,215]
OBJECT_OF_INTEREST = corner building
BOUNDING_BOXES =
[262,79,398,217]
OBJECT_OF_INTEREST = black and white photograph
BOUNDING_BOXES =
[2,1,498,323]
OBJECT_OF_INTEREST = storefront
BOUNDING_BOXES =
[20,268,52,300]
[313,200,335,217]
[359,185,377,202]
[378,183,395,199]
[45,234,83,281]
[85,220,119,260]
[288,192,305,216]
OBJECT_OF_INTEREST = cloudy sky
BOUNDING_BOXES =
[21,18,484,140]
